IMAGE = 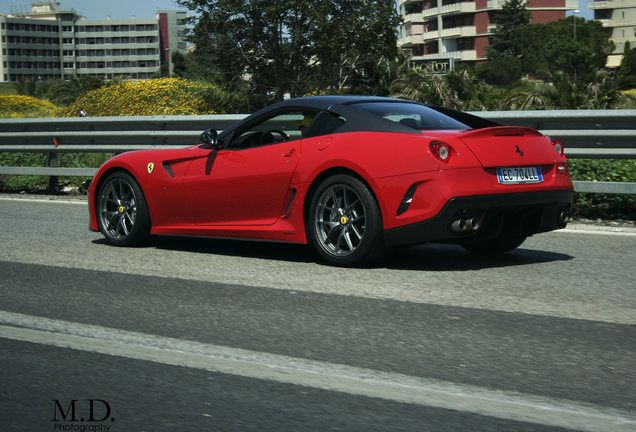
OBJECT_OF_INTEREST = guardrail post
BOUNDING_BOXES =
[47,152,59,193]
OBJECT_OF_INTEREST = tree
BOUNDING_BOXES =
[517,17,614,82]
[390,61,502,111]
[484,4,613,84]
[482,0,531,84]
[486,0,531,60]
[171,51,188,78]
[500,70,634,110]
[619,41,636,78]
[309,0,401,95]
[50,75,105,106]
[13,78,53,99]
[476,56,523,86]
[177,0,401,109]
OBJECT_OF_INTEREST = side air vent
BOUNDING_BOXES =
[397,185,417,216]
[162,162,175,178]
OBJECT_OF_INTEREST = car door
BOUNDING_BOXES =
[182,110,312,226]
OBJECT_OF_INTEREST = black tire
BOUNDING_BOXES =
[309,175,383,267]
[461,235,527,254]
[96,172,151,247]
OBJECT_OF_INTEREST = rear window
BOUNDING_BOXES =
[352,102,495,130]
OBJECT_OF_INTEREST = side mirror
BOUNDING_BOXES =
[200,129,220,149]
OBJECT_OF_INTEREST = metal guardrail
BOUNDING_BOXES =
[0,111,635,194]
[474,110,636,194]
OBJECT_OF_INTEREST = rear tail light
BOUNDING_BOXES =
[551,139,564,157]
[430,141,452,163]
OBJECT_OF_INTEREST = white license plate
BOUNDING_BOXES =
[497,166,543,184]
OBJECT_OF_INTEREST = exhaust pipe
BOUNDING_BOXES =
[559,211,571,224]
[466,218,480,231]
[451,218,480,233]
[451,219,467,232]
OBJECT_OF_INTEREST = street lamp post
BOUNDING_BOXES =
[573,9,579,82]
[574,9,579,40]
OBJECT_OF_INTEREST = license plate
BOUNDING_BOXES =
[497,166,543,184]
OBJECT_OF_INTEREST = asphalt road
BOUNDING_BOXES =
[1,196,635,432]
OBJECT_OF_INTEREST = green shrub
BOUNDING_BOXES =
[568,159,636,220]
[0,152,112,192]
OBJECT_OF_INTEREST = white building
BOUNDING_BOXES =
[0,1,187,82]
[589,0,636,67]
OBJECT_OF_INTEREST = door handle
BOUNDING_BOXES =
[282,149,295,158]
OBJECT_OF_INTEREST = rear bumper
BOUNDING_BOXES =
[383,190,574,247]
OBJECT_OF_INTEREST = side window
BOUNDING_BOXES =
[304,111,346,138]
[227,110,317,149]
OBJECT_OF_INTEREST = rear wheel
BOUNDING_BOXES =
[309,175,383,267]
[97,172,151,247]
[461,235,527,254]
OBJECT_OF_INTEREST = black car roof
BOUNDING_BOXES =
[218,96,425,138]
[271,95,422,110]
[217,96,498,141]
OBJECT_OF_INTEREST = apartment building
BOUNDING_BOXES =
[590,0,636,66]
[0,1,187,83]
[398,0,578,68]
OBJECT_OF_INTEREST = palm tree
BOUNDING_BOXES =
[50,75,104,106]
[501,70,636,110]
[391,62,499,111]
[13,78,52,98]
[585,70,636,109]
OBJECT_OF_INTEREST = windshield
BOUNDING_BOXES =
[352,102,496,131]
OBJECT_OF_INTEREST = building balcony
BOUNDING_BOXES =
[441,2,476,15]
[486,0,506,9]
[441,26,476,38]
[589,1,614,9]
[399,33,422,46]
[422,7,439,18]
[398,0,419,7]
[487,0,577,10]
[422,1,477,18]
[596,18,616,27]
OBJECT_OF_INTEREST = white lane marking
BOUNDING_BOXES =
[560,228,636,237]
[0,197,87,205]
[1,311,634,432]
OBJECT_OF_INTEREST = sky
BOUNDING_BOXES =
[567,0,595,20]
[3,0,188,20]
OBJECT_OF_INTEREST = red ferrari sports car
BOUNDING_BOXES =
[88,96,574,266]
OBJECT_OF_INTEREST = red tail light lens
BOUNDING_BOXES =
[552,139,564,157]
[430,141,452,163]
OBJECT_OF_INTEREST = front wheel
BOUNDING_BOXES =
[461,235,527,254]
[309,175,383,267]
[97,172,151,247]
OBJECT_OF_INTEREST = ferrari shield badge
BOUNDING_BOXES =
[147,162,155,174]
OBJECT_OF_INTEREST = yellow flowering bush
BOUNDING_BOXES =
[0,94,57,118]
[59,78,222,117]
